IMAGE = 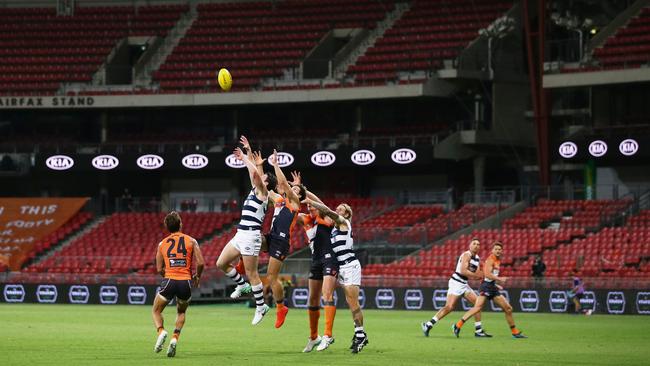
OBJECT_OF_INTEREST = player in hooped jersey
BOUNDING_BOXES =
[453,241,527,338]
[152,211,205,357]
[215,146,271,325]
[421,238,491,337]
[303,197,368,354]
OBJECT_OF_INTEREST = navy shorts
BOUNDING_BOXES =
[158,278,192,301]
[267,236,290,261]
[309,257,339,280]
[479,281,501,300]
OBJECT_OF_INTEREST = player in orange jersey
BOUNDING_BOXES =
[152,211,205,357]
[453,241,527,339]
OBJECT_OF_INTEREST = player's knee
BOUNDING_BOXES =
[504,305,513,314]
[322,293,333,302]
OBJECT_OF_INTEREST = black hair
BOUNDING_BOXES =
[265,171,278,191]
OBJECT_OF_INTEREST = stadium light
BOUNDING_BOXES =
[478,16,515,77]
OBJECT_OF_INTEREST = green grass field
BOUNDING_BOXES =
[3,304,650,366]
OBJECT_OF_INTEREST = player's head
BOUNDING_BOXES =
[336,203,353,220]
[469,238,480,254]
[164,211,182,233]
[492,241,503,257]
[265,171,278,191]
[291,184,307,201]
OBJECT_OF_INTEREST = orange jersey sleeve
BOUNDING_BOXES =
[159,232,195,280]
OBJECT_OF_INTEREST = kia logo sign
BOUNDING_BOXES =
[375,288,395,309]
[37,285,58,303]
[225,154,245,169]
[68,285,90,304]
[3,284,25,303]
[92,155,119,170]
[404,289,424,310]
[268,152,294,168]
[558,142,578,158]
[351,150,376,166]
[291,288,309,308]
[136,154,164,170]
[588,140,607,157]
[391,148,417,164]
[128,286,147,305]
[519,290,539,312]
[46,155,74,170]
[619,139,639,156]
[311,151,336,167]
[99,285,118,304]
[182,154,209,169]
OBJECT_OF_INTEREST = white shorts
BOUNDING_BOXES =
[338,260,362,286]
[230,229,262,257]
[447,278,473,297]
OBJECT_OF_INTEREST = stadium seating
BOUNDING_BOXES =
[155,0,395,93]
[21,211,94,266]
[0,4,188,96]
[363,199,639,281]
[346,0,513,83]
[563,6,650,72]
[23,212,238,275]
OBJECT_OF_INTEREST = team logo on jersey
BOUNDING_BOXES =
[432,290,447,309]
[588,140,608,157]
[489,290,509,312]
[268,152,294,168]
[579,291,596,312]
[606,292,625,314]
[99,286,118,304]
[182,154,209,169]
[391,148,417,164]
[92,155,119,170]
[292,288,309,308]
[619,139,639,156]
[46,155,74,170]
[375,289,395,309]
[549,291,568,312]
[404,289,424,310]
[351,150,376,166]
[68,285,90,304]
[3,284,25,303]
[37,285,58,303]
[311,151,336,167]
[136,154,164,170]
[127,286,147,305]
[320,290,339,307]
[224,154,245,168]
[558,142,578,158]
[518,290,539,312]
[636,292,650,314]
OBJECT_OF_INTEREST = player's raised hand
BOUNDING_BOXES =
[251,150,265,166]
[270,149,279,166]
[233,147,244,160]
[290,171,302,186]
[240,135,251,150]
